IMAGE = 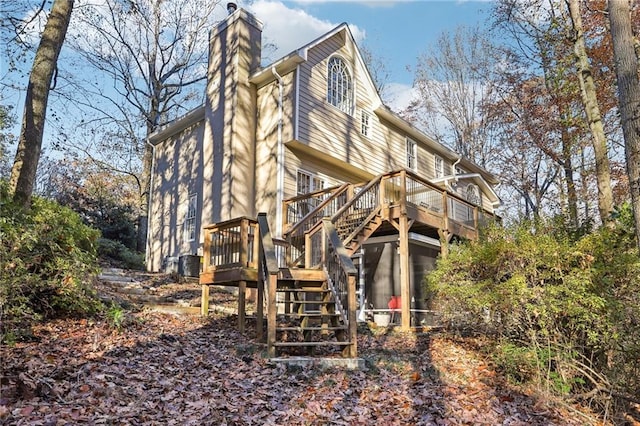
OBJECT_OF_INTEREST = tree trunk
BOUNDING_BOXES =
[608,0,640,249]
[136,142,152,252]
[567,0,614,224]
[9,0,74,207]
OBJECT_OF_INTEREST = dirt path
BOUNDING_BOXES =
[0,270,604,425]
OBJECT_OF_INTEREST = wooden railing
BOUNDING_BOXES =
[306,219,358,357]
[283,184,347,233]
[285,183,351,266]
[202,217,258,273]
[257,213,279,357]
[284,170,496,262]
[332,175,382,245]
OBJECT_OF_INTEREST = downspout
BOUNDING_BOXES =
[451,157,461,184]
[272,66,284,237]
[145,140,156,272]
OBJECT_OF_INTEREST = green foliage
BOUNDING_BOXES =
[427,212,640,408]
[106,303,125,331]
[0,181,103,342]
[97,238,144,270]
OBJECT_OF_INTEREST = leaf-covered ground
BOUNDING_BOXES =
[1,274,605,425]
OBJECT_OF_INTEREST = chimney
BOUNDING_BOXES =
[227,2,237,15]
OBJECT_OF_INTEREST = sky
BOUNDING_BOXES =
[239,0,494,111]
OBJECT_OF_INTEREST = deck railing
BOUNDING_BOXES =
[202,217,259,272]
[285,183,351,266]
[283,170,496,265]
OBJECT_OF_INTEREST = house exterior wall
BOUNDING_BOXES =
[202,9,262,226]
[146,8,500,273]
[147,122,205,272]
[255,72,295,233]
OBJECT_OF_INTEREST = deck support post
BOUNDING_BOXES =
[201,285,210,317]
[399,214,411,331]
[238,280,246,333]
[438,228,453,259]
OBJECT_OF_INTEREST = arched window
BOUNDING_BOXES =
[466,184,480,205]
[327,56,353,115]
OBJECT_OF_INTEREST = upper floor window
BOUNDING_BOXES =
[360,110,371,137]
[434,155,444,178]
[406,138,417,170]
[327,56,353,115]
[184,193,197,242]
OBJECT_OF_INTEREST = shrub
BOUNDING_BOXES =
[97,237,144,270]
[0,182,103,342]
[427,210,640,415]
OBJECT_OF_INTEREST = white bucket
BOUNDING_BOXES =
[374,313,391,327]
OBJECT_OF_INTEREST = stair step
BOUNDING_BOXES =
[277,288,330,293]
[273,341,352,347]
[276,300,334,305]
[278,313,340,318]
[277,326,346,331]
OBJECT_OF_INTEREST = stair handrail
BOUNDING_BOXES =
[331,174,383,223]
[321,218,358,358]
[285,182,352,267]
[285,182,351,237]
[257,212,280,357]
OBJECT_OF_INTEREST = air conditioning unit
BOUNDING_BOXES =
[179,255,201,277]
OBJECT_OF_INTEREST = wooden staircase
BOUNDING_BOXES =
[273,271,351,355]
[257,215,358,358]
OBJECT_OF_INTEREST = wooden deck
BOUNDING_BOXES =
[199,170,496,357]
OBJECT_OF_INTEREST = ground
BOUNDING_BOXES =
[0,270,606,425]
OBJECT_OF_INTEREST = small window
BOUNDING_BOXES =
[185,193,197,242]
[360,110,371,137]
[434,155,444,178]
[455,165,465,175]
[296,170,325,218]
[406,138,417,170]
[327,56,353,115]
[296,170,324,195]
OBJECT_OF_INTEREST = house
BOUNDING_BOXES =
[146,5,500,358]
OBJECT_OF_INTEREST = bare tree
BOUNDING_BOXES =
[9,0,74,207]
[608,0,640,249]
[566,0,614,224]
[63,0,222,251]
[407,26,498,168]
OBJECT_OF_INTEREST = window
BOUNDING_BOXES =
[360,110,371,137]
[466,184,481,206]
[296,170,325,218]
[327,56,353,115]
[434,155,444,178]
[406,138,417,170]
[184,193,197,242]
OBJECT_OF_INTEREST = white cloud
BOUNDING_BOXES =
[293,0,402,6]
[383,82,417,113]
[248,0,366,60]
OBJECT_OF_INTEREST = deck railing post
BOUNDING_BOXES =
[346,273,358,357]
[267,272,277,358]
[400,170,407,215]
[240,219,248,266]
[203,228,212,273]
